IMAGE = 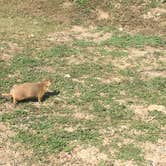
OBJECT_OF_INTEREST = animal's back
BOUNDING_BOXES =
[11,82,42,100]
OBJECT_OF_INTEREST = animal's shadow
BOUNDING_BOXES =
[42,90,60,101]
[18,90,60,103]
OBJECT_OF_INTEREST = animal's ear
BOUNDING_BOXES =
[45,78,53,83]
[48,78,53,83]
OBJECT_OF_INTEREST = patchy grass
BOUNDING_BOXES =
[0,1,166,165]
[74,40,96,47]
[98,48,128,57]
[117,144,144,165]
[101,35,166,48]
[124,77,166,105]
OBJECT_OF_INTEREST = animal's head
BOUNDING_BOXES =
[43,79,52,88]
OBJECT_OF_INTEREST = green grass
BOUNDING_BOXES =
[98,49,128,57]
[14,130,67,154]
[70,62,104,77]
[74,40,96,47]
[124,77,166,106]
[39,45,79,59]
[148,0,160,8]
[101,35,166,48]
[117,144,144,165]
[75,0,90,8]
[130,120,161,143]
[1,108,101,156]
[14,127,100,155]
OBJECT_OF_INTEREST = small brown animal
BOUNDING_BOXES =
[2,79,52,105]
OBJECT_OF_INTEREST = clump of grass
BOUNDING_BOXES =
[124,78,166,105]
[130,121,160,142]
[70,62,103,77]
[75,0,90,8]
[109,103,134,121]
[74,40,96,47]
[39,45,78,58]
[132,121,159,132]
[1,108,101,156]
[148,0,160,8]
[98,48,128,57]
[117,143,144,164]
[101,35,166,48]
[14,130,67,154]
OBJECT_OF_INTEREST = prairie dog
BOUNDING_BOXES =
[2,80,52,105]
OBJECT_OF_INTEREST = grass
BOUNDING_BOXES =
[1,108,101,156]
[0,1,166,165]
[74,40,96,47]
[101,35,166,48]
[124,77,166,106]
[117,144,144,165]
[98,49,128,57]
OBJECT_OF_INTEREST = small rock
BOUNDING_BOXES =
[64,74,71,78]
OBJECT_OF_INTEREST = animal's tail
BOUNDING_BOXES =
[1,93,12,97]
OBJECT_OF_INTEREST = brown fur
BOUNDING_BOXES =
[2,80,52,105]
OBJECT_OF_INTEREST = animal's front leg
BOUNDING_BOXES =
[38,93,44,103]
[13,97,17,106]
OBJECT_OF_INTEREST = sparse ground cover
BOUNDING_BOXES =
[0,0,166,165]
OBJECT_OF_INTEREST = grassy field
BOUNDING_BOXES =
[0,1,166,165]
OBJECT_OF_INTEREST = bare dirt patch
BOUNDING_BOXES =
[7,42,22,54]
[34,66,55,73]
[73,111,95,120]
[71,26,112,42]
[96,9,110,20]
[0,123,15,139]
[0,53,12,62]
[95,74,125,84]
[128,104,166,121]
[114,159,137,166]
[143,140,166,166]
[127,47,166,79]
[74,146,108,165]
[148,104,166,114]
[48,145,108,165]
[142,70,166,79]
[143,7,166,20]
[64,126,77,132]
[62,1,73,9]
[99,127,115,146]
[128,48,147,58]
[129,105,149,120]
[64,54,87,65]
[47,31,73,43]
[47,25,112,43]
[0,103,14,112]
